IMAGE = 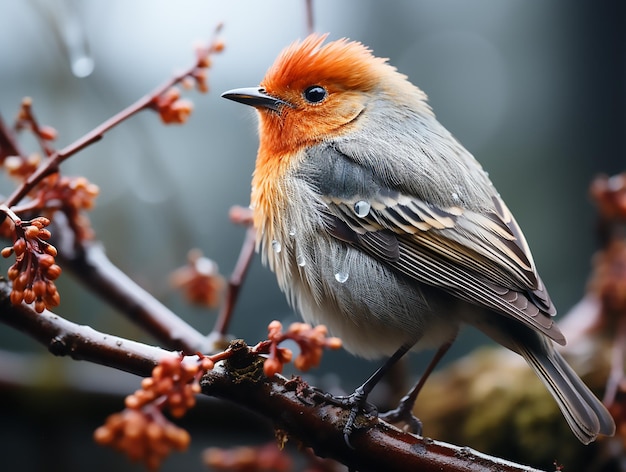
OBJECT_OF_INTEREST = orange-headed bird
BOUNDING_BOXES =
[222,34,615,444]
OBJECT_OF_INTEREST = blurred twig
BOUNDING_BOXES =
[213,222,256,337]
[0,114,21,159]
[55,232,212,354]
[305,0,315,34]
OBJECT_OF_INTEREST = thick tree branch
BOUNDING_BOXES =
[202,340,543,472]
[0,279,172,376]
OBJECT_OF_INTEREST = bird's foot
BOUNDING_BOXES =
[314,386,378,448]
[378,394,422,435]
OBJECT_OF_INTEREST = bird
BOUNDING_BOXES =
[222,33,615,445]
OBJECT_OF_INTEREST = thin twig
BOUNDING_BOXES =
[0,113,22,159]
[15,98,56,157]
[3,25,223,209]
[305,0,315,34]
[604,315,626,405]
[213,225,257,336]
[5,87,144,205]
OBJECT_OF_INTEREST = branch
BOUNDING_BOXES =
[2,25,223,209]
[0,277,542,472]
[0,113,21,159]
[56,235,213,354]
[202,340,543,472]
[213,225,256,336]
[0,279,172,376]
[305,0,315,34]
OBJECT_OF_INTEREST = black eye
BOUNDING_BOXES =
[303,85,327,103]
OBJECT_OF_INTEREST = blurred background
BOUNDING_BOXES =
[0,0,624,470]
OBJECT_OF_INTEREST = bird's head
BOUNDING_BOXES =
[222,34,427,156]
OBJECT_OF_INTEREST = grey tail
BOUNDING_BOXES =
[517,339,615,444]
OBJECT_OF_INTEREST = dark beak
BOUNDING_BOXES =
[221,87,289,112]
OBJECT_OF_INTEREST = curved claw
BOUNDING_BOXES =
[310,343,420,446]
[343,407,359,449]
[378,395,423,435]
[315,386,378,447]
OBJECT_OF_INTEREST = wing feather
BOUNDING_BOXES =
[300,142,560,343]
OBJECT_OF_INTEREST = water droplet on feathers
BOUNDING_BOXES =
[296,253,306,267]
[353,200,370,218]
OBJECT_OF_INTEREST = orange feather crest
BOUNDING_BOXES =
[261,34,396,95]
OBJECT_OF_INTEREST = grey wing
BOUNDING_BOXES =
[299,143,564,345]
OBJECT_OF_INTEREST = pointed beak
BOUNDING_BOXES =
[221,87,289,113]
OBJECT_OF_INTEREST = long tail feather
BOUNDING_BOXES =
[516,340,615,444]
[553,349,615,436]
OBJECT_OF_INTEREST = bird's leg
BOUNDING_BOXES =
[379,340,453,434]
[317,343,413,447]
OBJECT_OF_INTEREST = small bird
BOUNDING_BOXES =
[222,34,615,444]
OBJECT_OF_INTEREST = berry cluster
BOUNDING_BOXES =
[153,87,194,125]
[2,98,56,179]
[95,322,342,469]
[0,98,101,312]
[169,249,225,308]
[0,30,225,318]
[34,174,100,241]
[95,355,215,470]
[202,442,292,472]
[191,36,225,92]
[1,216,61,312]
[202,442,342,472]
[94,406,190,471]
[260,321,342,377]
[131,355,214,417]
[41,174,99,212]
[3,153,41,180]
[14,97,58,157]
[152,31,224,125]
[590,173,626,222]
